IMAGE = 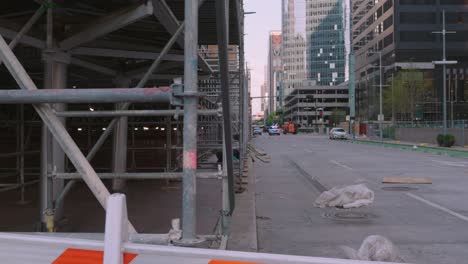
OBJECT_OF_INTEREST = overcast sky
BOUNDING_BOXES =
[244,0,281,115]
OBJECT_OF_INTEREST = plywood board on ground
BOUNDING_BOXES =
[383,177,432,184]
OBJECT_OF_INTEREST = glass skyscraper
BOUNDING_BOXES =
[307,0,346,86]
[282,0,347,94]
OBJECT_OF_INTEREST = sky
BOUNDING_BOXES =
[244,0,282,115]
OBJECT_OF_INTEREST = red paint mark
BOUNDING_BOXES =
[209,260,263,264]
[184,151,197,169]
[52,248,137,264]
[143,86,171,96]
[159,86,171,92]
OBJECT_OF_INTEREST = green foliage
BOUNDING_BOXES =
[383,70,425,120]
[265,112,281,126]
[329,109,346,126]
[437,134,456,148]
[383,126,396,139]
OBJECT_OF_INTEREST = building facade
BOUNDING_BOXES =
[282,0,307,97]
[307,0,347,86]
[267,31,283,113]
[284,80,349,128]
[282,0,349,126]
[353,0,468,122]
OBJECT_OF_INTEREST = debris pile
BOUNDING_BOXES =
[314,184,374,209]
[341,235,404,262]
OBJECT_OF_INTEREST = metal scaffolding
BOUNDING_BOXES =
[0,0,248,246]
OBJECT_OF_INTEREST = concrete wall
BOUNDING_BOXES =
[395,128,467,147]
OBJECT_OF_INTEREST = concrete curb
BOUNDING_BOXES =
[226,150,258,252]
[350,139,468,158]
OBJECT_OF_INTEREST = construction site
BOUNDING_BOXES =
[0,0,252,247]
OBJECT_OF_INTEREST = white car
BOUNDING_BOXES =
[329,128,347,140]
[268,126,281,136]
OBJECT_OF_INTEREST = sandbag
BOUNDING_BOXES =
[314,184,374,208]
[341,235,404,262]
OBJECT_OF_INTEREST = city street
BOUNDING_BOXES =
[253,134,468,264]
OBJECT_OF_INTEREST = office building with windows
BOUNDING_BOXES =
[353,0,468,121]
[267,31,283,113]
[282,0,349,126]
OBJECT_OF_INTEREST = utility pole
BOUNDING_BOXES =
[433,10,457,135]
[368,51,383,141]
[379,51,383,142]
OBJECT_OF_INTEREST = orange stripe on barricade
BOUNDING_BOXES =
[52,248,137,264]
[209,260,263,264]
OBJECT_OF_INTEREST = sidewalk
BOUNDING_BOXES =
[351,137,468,158]
[226,150,258,252]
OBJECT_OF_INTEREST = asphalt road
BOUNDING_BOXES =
[253,133,468,264]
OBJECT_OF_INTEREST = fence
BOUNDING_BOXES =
[362,120,468,147]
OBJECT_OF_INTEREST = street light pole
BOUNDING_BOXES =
[368,51,384,141]
[433,10,456,135]
[442,10,447,135]
[379,51,383,141]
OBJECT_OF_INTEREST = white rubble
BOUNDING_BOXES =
[314,184,374,209]
[167,218,182,242]
[341,235,404,262]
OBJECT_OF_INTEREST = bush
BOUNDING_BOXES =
[437,134,456,148]
[383,127,396,139]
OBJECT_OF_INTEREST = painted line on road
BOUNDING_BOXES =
[330,160,354,171]
[406,193,468,223]
[430,159,467,168]
[305,149,313,153]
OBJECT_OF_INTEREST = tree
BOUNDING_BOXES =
[383,70,425,121]
[329,108,346,126]
[265,112,282,126]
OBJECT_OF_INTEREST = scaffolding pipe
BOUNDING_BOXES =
[0,180,39,194]
[0,35,137,234]
[0,88,172,104]
[0,5,45,66]
[181,0,199,242]
[83,22,185,162]
[19,104,25,202]
[55,109,219,118]
[40,3,54,228]
[215,0,235,214]
[112,103,128,192]
[53,172,220,180]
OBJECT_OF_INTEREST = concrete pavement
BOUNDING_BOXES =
[253,133,468,263]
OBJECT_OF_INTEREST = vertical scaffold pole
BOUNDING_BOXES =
[181,0,199,242]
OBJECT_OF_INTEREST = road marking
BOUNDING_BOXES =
[430,159,467,167]
[330,160,353,171]
[305,149,313,153]
[406,193,468,223]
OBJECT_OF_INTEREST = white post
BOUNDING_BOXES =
[103,194,129,264]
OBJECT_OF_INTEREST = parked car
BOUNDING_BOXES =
[329,128,347,140]
[268,125,281,136]
[253,127,262,136]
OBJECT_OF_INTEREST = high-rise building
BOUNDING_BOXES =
[307,0,347,86]
[267,31,283,113]
[281,0,349,127]
[352,0,468,121]
[282,0,347,94]
[282,0,307,97]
